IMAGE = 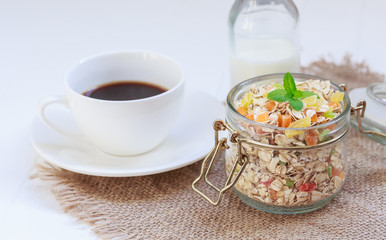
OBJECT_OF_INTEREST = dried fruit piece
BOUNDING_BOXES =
[280,114,292,128]
[246,113,255,121]
[331,91,344,103]
[285,117,311,138]
[332,167,345,179]
[298,182,316,192]
[269,189,277,200]
[237,106,247,116]
[240,92,254,109]
[326,165,332,178]
[315,98,325,110]
[290,116,312,127]
[328,101,340,110]
[277,112,282,127]
[285,179,294,187]
[303,109,317,122]
[305,130,319,146]
[257,112,269,122]
[302,95,317,107]
[261,178,273,186]
[323,111,336,119]
[265,101,276,111]
[318,129,330,142]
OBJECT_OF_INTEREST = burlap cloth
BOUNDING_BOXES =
[33,56,386,240]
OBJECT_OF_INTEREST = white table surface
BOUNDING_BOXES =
[0,0,385,239]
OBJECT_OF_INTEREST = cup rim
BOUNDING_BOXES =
[226,72,351,131]
[65,50,185,103]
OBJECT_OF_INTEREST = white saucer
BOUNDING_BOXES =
[30,88,225,177]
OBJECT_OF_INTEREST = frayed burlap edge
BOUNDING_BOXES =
[301,54,384,91]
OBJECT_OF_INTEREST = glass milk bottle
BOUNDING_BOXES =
[229,0,300,86]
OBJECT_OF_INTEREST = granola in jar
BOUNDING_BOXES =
[225,73,350,209]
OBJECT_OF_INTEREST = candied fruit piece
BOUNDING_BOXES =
[327,102,341,111]
[315,98,325,109]
[237,106,247,115]
[302,95,317,107]
[289,117,311,128]
[305,130,319,146]
[281,114,292,128]
[331,91,344,103]
[265,101,276,111]
[240,92,254,109]
[285,117,311,138]
[256,112,269,122]
[323,111,336,118]
[246,113,255,120]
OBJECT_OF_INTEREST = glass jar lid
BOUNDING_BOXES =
[349,83,386,145]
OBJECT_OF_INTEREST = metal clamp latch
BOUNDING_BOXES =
[191,120,249,206]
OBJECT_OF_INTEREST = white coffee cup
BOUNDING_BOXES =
[39,50,185,156]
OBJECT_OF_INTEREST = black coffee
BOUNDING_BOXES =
[83,81,167,100]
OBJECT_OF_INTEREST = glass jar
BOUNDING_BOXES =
[193,73,352,214]
[225,73,352,214]
[228,0,300,86]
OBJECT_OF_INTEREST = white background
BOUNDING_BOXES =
[0,0,385,239]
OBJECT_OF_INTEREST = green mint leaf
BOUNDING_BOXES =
[285,92,294,98]
[273,84,284,89]
[289,98,303,111]
[283,72,297,94]
[267,89,291,102]
[286,179,294,188]
[294,90,303,99]
[299,91,320,99]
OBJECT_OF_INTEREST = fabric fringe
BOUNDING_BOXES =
[302,54,384,91]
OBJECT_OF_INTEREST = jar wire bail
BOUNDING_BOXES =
[191,120,249,206]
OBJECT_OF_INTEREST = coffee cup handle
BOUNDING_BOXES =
[38,96,84,139]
